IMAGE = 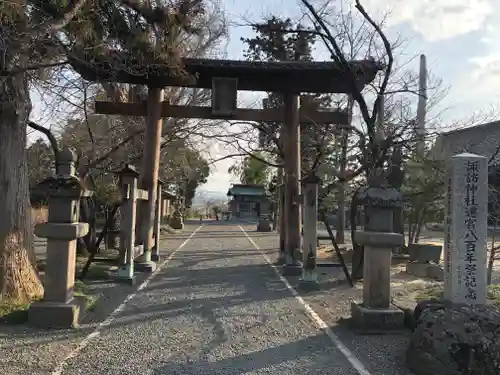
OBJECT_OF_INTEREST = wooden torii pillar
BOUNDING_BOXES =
[94,82,350,274]
[282,93,302,276]
[69,55,381,287]
[92,87,166,271]
[137,87,164,270]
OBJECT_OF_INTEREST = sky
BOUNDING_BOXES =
[30,0,500,193]
[199,0,500,193]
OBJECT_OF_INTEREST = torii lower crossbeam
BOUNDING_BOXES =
[94,101,348,125]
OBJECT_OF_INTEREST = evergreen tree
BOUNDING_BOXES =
[229,153,269,185]
[241,16,337,175]
[0,0,212,302]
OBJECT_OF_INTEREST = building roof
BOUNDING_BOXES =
[434,120,500,164]
[162,190,177,200]
[69,53,382,94]
[227,184,267,197]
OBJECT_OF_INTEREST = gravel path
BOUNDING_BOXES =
[2,220,415,375]
[0,226,198,375]
[50,221,367,375]
[241,222,414,375]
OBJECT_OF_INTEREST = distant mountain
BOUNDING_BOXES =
[192,189,228,207]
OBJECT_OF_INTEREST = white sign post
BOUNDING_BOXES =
[444,153,487,305]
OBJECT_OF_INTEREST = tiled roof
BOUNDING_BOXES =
[227,184,267,196]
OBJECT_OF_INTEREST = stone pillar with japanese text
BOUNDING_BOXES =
[444,153,487,305]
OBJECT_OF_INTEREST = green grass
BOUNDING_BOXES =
[415,283,444,302]
[74,280,98,311]
[0,299,33,324]
[38,252,116,281]
[0,280,98,325]
[415,283,500,305]
[75,256,114,280]
[487,284,500,305]
[160,224,181,234]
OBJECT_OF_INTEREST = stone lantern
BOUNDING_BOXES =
[29,147,92,328]
[350,178,405,332]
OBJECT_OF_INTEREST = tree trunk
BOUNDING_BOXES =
[487,233,496,285]
[488,212,499,285]
[0,69,44,302]
[336,99,352,245]
[336,186,346,244]
[408,211,415,244]
[414,208,426,243]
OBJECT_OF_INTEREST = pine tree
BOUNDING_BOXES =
[241,16,336,175]
[0,0,210,302]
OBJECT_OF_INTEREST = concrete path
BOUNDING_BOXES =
[51,221,371,375]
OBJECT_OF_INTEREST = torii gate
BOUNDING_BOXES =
[69,55,380,273]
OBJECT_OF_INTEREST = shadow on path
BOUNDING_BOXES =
[152,332,358,375]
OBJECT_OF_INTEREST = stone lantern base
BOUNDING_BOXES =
[257,218,272,232]
[170,214,184,230]
[350,302,405,333]
[28,296,86,329]
[282,262,303,277]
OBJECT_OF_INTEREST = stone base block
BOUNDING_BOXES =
[274,252,286,266]
[350,302,405,334]
[392,253,410,261]
[134,261,157,273]
[116,265,135,285]
[406,262,429,278]
[28,297,85,329]
[408,243,442,264]
[170,218,184,230]
[406,262,444,281]
[257,219,272,232]
[294,249,303,260]
[425,264,444,281]
[115,274,136,285]
[282,263,303,277]
[298,279,320,291]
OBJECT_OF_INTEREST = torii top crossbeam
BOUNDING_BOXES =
[69,53,381,93]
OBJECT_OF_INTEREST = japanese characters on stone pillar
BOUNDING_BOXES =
[152,179,163,262]
[29,147,91,329]
[300,176,320,289]
[444,153,487,305]
[117,164,139,284]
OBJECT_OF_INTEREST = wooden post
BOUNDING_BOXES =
[152,179,163,262]
[136,87,164,272]
[283,93,302,276]
[275,135,286,264]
